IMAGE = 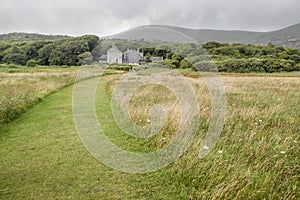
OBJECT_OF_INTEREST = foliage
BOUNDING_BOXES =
[1,36,300,73]
[0,35,100,66]
[179,59,192,68]
[77,52,93,65]
[0,32,70,42]
[197,41,300,73]
[26,59,37,67]
[37,43,56,65]
[158,59,179,68]
[107,64,133,71]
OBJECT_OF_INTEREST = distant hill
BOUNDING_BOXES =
[252,23,300,49]
[108,23,300,49]
[2,23,299,48]
[0,32,71,42]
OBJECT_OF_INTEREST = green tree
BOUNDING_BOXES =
[77,52,93,65]
[180,59,192,68]
[49,39,89,66]
[26,59,37,67]
[202,41,222,50]
[22,41,50,61]
[38,43,56,65]
[1,47,26,65]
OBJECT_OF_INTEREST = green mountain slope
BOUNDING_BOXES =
[109,23,300,49]
[252,23,300,49]
[0,32,71,42]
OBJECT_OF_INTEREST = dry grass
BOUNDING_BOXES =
[0,68,299,199]
[104,72,300,199]
[0,72,76,125]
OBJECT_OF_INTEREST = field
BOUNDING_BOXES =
[0,66,78,125]
[0,66,299,199]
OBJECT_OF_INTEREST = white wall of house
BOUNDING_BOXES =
[107,44,123,64]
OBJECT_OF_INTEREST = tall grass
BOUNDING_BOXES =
[101,73,300,199]
[0,68,299,199]
[0,72,76,125]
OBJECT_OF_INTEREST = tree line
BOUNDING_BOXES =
[198,41,300,72]
[0,35,100,66]
[1,36,300,73]
[104,40,300,72]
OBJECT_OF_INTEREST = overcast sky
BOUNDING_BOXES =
[1,0,300,36]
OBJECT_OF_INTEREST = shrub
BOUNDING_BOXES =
[107,64,133,71]
[26,59,37,67]
[192,61,217,72]
[159,59,179,68]
[296,63,300,71]
[179,59,192,68]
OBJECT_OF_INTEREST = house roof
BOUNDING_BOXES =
[108,44,122,53]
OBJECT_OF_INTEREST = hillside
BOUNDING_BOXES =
[110,25,262,43]
[109,23,300,49]
[0,32,71,42]
[252,23,300,49]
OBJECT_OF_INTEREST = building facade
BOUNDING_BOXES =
[123,49,141,64]
[107,44,123,64]
[106,44,143,65]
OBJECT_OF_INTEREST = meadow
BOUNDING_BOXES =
[0,65,78,125]
[0,66,299,199]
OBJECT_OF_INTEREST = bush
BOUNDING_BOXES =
[211,58,296,73]
[179,59,192,68]
[107,64,133,71]
[263,59,295,73]
[192,61,217,72]
[77,52,93,65]
[26,59,37,67]
[159,59,179,68]
[296,63,300,71]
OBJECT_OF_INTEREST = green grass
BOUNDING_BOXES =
[0,64,80,73]
[0,68,299,199]
[175,68,300,77]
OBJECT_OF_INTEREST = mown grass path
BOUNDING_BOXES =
[0,75,181,199]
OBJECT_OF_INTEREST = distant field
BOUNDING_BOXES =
[176,68,300,77]
[0,67,299,199]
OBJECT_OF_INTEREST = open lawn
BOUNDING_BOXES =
[0,67,299,199]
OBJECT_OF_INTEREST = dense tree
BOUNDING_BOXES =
[49,39,89,66]
[202,41,223,51]
[0,36,299,73]
[26,59,37,67]
[37,43,56,65]
[1,47,26,65]
[179,59,192,68]
[21,41,50,62]
[0,35,100,66]
[77,52,93,65]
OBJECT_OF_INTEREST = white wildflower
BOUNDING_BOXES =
[203,145,210,150]
[280,151,286,154]
[218,150,223,154]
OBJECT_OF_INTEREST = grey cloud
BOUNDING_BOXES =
[0,0,299,36]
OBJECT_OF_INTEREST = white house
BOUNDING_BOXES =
[107,44,123,64]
